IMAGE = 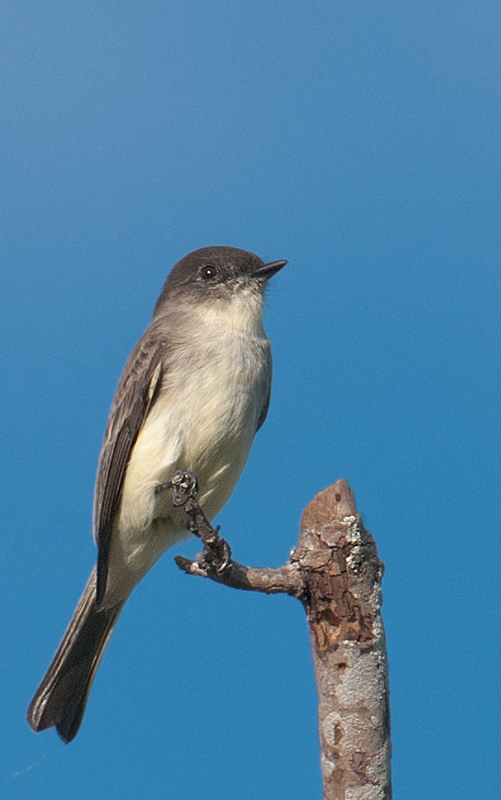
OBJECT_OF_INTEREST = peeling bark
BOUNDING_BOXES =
[297,481,391,800]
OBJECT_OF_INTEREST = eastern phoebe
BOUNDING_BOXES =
[27,246,287,743]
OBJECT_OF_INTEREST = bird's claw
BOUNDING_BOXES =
[155,470,198,506]
[197,537,232,574]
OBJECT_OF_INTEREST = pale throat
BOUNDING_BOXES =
[193,285,266,337]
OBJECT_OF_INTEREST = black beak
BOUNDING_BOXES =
[250,259,288,280]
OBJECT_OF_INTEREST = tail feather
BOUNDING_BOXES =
[27,567,124,743]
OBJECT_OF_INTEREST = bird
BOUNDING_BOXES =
[27,245,287,743]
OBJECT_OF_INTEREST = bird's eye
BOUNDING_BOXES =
[200,264,217,280]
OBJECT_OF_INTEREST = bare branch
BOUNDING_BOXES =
[298,480,391,800]
[175,554,304,597]
[169,474,392,799]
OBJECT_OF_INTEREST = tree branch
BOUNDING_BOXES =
[298,481,391,800]
[168,472,392,800]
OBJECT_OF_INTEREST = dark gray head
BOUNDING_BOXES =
[153,246,287,316]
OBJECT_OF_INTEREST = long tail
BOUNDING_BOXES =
[27,567,124,744]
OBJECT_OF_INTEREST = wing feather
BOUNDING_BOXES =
[94,333,164,605]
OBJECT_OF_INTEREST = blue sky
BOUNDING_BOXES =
[2,2,500,798]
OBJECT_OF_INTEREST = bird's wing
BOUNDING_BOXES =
[256,384,271,432]
[93,329,165,605]
[255,345,273,432]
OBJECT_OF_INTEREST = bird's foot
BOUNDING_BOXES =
[161,471,233,575]
[196,533,232,574]
[155,470,198,506]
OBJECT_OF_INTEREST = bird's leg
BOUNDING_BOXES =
[191,520,232,574]
[185,500,232,574]
[161,471,232,573]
